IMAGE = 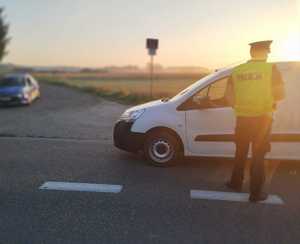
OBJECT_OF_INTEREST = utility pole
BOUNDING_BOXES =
[146,38,159,99]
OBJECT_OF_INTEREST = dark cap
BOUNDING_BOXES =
[249,40,273,51]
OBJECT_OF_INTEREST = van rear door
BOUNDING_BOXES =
[267,63,300,160]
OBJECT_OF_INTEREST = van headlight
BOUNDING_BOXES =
[120,109,145,122]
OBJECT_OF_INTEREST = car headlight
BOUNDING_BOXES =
[120,109,145,122]
[17,92,29,99]
[23,93,29,99]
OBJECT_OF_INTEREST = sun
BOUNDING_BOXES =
[278,32,300,61]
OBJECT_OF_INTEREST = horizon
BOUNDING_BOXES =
[1,0,300,68]
[0,62,211,69]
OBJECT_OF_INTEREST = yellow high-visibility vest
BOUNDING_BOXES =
[232,61,274,117]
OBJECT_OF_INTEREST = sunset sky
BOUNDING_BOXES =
[1,0,299,68]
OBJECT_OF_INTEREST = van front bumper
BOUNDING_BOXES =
[113,120,145,153]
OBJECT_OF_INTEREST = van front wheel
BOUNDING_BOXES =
[144,131,180,167]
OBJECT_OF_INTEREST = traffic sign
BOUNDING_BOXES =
[146,38,159,56]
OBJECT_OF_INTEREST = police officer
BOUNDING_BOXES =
[225,40,285,202]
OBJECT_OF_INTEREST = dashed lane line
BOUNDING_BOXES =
[39,182,284,205]
[190,190,284,205]
[39,181,123,193]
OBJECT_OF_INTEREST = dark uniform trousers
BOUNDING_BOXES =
[230,115,273,195]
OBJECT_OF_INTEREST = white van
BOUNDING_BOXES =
[113,62,300,166]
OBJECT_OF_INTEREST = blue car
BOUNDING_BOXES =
[0,73,40,105]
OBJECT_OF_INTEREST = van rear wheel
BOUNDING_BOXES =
[144,131,180,167]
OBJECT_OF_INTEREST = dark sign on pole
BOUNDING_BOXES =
[146,38,159,56]
[146,38,159,50]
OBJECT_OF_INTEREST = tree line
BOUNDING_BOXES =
[0,7,9,63]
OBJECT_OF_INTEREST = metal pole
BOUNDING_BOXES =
[150,55,154,98]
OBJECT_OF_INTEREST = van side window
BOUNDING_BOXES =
[208,77,228,101]
[193,77,230,108]
[177,76,231,111]
[193,86,209,101]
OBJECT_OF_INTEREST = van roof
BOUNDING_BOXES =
[213,61,300,77]
[171,61,300,103]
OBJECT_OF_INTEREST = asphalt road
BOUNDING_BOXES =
[1,84,300,244]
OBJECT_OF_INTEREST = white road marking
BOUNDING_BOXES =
[0,136,100,143]
[39,181,123,193]
[190,190,284,205]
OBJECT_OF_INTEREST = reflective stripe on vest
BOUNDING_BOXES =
[232,61,274,117]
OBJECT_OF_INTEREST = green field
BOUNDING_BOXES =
[35,73,208,104]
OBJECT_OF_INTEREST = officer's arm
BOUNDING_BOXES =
[272,65,285,102]
[225,76,235,107]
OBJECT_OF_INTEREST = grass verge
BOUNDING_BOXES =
[39,78,157,105]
